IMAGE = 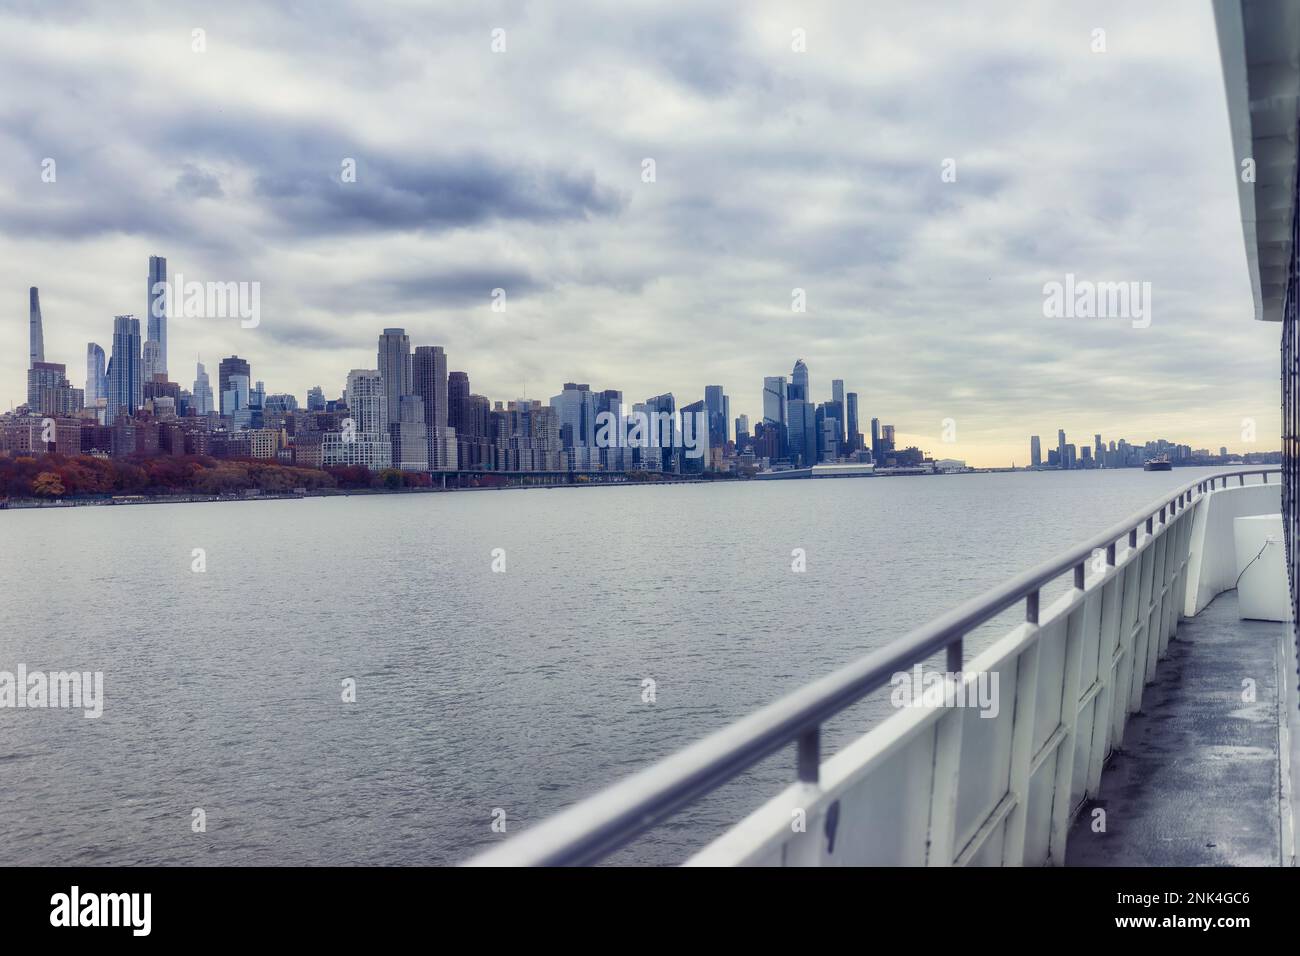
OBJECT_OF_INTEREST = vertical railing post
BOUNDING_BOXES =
[797,727,820,783]
[946,637,963,672]
[789,727,825,866]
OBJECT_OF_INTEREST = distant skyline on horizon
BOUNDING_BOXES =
[0,1,1282,467]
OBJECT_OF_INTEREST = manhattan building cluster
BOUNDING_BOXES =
[5,258,911,477]
[1027,430,1270,469]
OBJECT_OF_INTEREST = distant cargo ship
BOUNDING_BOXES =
[1143,456,1172,471]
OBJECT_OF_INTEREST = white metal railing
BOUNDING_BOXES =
[468,468,1280,866]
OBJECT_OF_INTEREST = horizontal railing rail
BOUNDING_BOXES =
[466,467,1280,866]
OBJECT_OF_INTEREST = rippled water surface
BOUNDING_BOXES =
[0,466,1248,864]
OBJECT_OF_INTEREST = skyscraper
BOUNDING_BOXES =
[644,392,677,472]
[142,340,163,381]
[1030,435,1042,468]
[29,287,44,369]
[218,356,251,403]
[377,328,412,426]
[413,345,454,469]
[871,417,881,460]
[307,386,326,411]
[107,314,142,423]
[787,399,817,467]
[762,375,788,458]
[680,398,708,473]
[822,399,844,456]
[222,373,250,421]
[346,369,386,435]
[789,359,809,402]
[193,360,214,415]
[1057,429,1067,470]
[704,384,729,449]
[595,388,625,470]
[462,393,492,470]
[846,392,860,452]
[85,343,107,407]
[147,256,167,377]
[322,370,392,470]
[831,379,846,448]
[762,376,787,427]
[814,403,840,462]
[551,383,596,447]
[448,371,470,433]
[391,395,429,471]
[28,363,80,416]
[448,371,488,469]
[412,346,448,428]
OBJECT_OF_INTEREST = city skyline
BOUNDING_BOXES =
[0,2,1282,467]
[14,261,890,475]
[10,266,1280,472]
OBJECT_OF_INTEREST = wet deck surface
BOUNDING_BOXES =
[1066,591,1286,866]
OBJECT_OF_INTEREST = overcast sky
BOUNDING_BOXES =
[0,0,1277,466]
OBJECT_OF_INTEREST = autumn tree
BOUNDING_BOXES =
[31,472,66,497]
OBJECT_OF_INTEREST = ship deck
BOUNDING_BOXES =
[1066,591,1292,866]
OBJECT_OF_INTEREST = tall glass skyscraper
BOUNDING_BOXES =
[762,376,787,427]
[147,255,167,377]
[107,314,142,423]
[218,356,251,404]
[644,392,676,472]
[788,359,809,402]
[85,343,107,406]
[551,382,596,448]
[704,385,729,449]
[193,360,214,415]
[787,399,816,467]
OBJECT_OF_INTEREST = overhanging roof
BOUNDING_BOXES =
[1214,0,1300,322]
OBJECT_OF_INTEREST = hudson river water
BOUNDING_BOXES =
[0,466,1254,865]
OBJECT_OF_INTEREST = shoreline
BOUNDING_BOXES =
[0,462,1254,511]
[0,476,717,509]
